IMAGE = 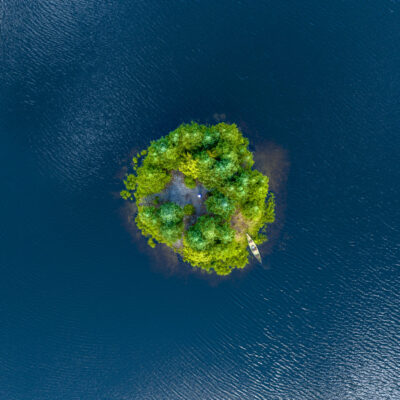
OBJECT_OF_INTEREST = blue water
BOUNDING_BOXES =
[1,1,400,398]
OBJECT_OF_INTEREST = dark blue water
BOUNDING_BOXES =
[1,1,400,398]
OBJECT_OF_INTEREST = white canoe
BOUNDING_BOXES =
[246,233,262,264]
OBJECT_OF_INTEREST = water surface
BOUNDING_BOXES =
[1,1,399,399]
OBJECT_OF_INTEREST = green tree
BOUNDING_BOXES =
[205,192,235,219]
[160,202,184,225]
[135,166,171,199]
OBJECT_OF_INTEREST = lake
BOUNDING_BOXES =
[1,0,399,398]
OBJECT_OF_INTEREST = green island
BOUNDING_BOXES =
[121,122,275,275]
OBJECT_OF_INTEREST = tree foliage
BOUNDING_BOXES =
[183,204,196,215]
[121,122,276,275]
[135,202,184,246]
[184,175,197,189]
[205,192,235,219]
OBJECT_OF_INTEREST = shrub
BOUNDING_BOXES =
[183,204,196,215]
[184,176,197,189]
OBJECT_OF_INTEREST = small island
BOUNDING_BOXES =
[121,122,275,275]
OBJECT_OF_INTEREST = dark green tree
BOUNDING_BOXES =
[205,192,236,219]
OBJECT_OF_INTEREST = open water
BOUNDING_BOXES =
[1,1,400,399]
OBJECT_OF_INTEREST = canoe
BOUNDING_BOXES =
[246,233,262,264]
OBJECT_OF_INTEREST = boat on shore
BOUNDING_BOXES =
[246,233,262,264]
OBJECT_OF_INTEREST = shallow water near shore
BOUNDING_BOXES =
[1,1,400,399]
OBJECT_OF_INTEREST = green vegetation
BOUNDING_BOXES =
[121,122,275,275]
[184,175,197,189]
[136,202,184,246]
[183,204,196,216]
[205,191,235,219]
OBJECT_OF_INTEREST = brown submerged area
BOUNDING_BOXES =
[253,141,290,258]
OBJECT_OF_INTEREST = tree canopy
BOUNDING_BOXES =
[121,122,275,275]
